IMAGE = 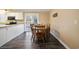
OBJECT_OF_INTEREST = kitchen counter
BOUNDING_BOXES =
[0,24,8,28]
[0,24,24,28]
[0,24,24,47]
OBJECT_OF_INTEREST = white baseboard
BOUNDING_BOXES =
[50,32,70,49]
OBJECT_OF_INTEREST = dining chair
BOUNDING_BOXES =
[30,24,36,41]
[34,25,46,42]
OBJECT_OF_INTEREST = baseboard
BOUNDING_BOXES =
[50,32,70,49]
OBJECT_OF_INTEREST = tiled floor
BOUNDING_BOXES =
[0,32,65,49]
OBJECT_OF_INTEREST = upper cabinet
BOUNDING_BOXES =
[0,10,6,22]
[6,12,23,20]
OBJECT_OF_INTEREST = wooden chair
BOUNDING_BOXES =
[34,25,46,42]
[30,24,36,41]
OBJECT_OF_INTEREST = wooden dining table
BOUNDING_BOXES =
[31,24,49,42]
[31,24,50,41]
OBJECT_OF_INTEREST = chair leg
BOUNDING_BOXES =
[31,34,33,42]
[31,34,35,42]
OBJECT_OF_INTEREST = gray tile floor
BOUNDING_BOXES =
[0,32,65,49]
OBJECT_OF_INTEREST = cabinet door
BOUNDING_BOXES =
[7,24,24,41]
[0,25,24,47]
[0,28,7,47]
[7,26,17,41]
[7,12,23,20]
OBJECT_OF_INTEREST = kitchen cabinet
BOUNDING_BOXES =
[6,12,23,20]
[0,24,24,47]
[7,24,24,40]
[0,28,7,47]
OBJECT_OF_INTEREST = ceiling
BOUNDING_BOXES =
[7,9,50,13]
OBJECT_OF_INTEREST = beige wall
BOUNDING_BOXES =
[39,12,50,25]
[50,9,79,48]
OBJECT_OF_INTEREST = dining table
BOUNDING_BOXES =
[31,24,50,42]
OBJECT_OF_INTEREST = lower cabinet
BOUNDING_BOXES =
[0,24,24,47]
[0,28,7,47]
[7,24,24,40]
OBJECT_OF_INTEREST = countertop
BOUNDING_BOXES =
[0,24,24,28]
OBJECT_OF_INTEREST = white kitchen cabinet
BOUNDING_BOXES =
[7,24,24,40]
[6,12,23,20]
[0,24,24,47]
[0,28,7,47]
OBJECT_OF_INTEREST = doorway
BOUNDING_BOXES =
[24,13,39,32]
